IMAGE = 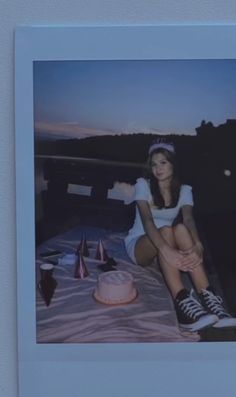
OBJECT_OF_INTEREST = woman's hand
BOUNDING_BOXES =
[160,246,195,272]
[194,241,204,259]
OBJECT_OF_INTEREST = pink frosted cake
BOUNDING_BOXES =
[94,270,137,305]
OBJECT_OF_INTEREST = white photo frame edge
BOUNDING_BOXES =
[15,25,236,370]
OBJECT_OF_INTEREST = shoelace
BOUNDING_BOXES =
[202,289,230,318]
[179,289,207,320]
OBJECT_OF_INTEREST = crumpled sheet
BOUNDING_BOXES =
[36,225,200,343]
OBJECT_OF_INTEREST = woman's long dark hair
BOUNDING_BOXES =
[146,148,181,209]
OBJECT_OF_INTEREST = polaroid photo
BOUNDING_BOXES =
[15,25,236,397]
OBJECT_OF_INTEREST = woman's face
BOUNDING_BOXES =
[150,152,173,182]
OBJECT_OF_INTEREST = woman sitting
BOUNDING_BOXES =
[125,140,236,332]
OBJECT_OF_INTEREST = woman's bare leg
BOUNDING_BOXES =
[173,223,209,293]
[134,226,184,299]
[134,234,157,267]
[158,226,185,299]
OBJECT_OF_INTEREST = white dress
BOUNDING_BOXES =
[124,177,194,263]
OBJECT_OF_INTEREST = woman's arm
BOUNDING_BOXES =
[137,200,167,251]
[181,205,204,258]
[137,200,191,271]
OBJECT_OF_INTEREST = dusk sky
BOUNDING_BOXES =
[33,59,236,138]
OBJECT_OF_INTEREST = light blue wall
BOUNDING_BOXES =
[1,2,236,396]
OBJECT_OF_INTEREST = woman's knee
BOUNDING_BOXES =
[173,223,194,247]
[173,223,188,235]
[173,223,194,236]
[159,225,176,246]
[160,225,173,237]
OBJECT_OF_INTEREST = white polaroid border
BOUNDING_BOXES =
[15,25,236,397]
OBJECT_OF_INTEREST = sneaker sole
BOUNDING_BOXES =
[179,314,218,332]
[212,318,236,328]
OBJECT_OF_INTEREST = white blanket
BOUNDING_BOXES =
[36,226,199,343]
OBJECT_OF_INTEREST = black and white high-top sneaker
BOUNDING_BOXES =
[200,287,236,328]
[174,289,218,332]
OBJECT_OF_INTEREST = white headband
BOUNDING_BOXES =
[148,142,175,155]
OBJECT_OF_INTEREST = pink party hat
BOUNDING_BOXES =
[95,239,109,262]
[74,252,89,279]
[76,234,89,257]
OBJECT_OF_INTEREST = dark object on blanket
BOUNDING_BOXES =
[97,263,117,272]
[40,250,62,258]
[106,257,117,267]
[46,259,58,266]
[74,252,89,279]
[76,234,89,257]
[97,257,117,272]
[38,263,57,306]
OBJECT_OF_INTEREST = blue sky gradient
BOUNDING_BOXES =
[34,60,236,137]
